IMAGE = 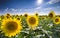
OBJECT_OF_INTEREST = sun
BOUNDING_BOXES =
[37,0,43,5]
[26,15,38,29]
[1,18,22,37]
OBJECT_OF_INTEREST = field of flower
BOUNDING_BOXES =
[0,11,60,38]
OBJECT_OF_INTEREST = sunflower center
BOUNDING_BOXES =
[42,17,44,19]
[29,17,36,25]
[24,14,28,17]
[36,13,38,16]
[55,18,59,22]
[17,18,20,20]
[6,16,10,18]
[6,14,11,18]
[6,21,18,31]
[49,13,53,17]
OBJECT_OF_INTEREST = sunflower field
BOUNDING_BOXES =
[0,11,60,38]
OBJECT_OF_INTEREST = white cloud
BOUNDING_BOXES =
[33,6,60,15]
[11,9,17,11]
[48,0,60,4]
[43,8,52,11]
[0,6,60,15]
[35,6,41,10]
[4,8,8,12]
[11,9,22,12]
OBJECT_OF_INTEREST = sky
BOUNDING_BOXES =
[0,0,60,15]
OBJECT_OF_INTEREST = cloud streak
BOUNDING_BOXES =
[48,0,60,4]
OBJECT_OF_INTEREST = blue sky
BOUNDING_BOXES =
[0,0,60,15]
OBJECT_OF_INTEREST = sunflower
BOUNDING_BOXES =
[54,17,60,24]
[0,17,1,20]
[1,18,22,37]
[26,15,38,29]
[48,11,55,18]
[41,17,46,20]
[35,13,38,17]
[20,15,22,16]
[5,13,11,19]
[11,15,15,19]
[24,13,28,17]
[1,15,4,19]
[16,17,21,20]
[15,15,19,18]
